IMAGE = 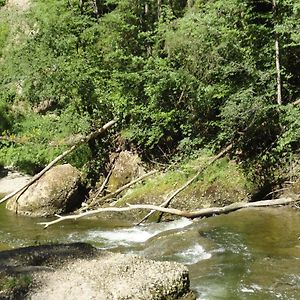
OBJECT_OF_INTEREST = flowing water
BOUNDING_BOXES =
[0,203,299,299]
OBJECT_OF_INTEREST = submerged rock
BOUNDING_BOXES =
[0,243,195,300]
[6,164,85,217]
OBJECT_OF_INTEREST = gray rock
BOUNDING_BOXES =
[0,168,31,195]
[107,151,145,193]
[31,253,194,300]
[6,164,85,217]
[0,243,195,300]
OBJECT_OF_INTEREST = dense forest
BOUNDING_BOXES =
[0,0,299,196]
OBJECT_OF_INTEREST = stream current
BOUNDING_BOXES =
[0,204,299,299]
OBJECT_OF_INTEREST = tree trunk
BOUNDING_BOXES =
[273,0,282,105]
[94,0,102,17]
[187,0,194,9]
[157,0,161,20]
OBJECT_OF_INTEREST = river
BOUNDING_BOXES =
[0,204,299,299]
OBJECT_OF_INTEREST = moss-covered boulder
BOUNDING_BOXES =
[6,164,85,217]
[107,151,145,192]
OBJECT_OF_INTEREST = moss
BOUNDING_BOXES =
[113,155,252,222]
[0,274,32,299]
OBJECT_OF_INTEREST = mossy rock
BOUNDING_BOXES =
[6,164,85,217]
[107,151,144,193]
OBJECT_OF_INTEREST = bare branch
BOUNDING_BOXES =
[38,197,298,229]
[0,120,117,205]
[136,143,233,225]
[87,169,158,208]
[292,98,300,106]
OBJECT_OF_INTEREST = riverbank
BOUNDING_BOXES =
[0,157,253,225]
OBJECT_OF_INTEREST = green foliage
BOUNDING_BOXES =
[0,21,9,56]
[0,0,299,192]
[0,274,31,299]
[0,109,91,174]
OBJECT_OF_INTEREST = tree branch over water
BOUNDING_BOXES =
[136,143,233,225]
[38,197,298,229]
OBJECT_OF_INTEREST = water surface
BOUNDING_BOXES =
[0,204,299,299]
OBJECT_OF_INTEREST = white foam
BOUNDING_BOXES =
[91,227,153,244]
[85,217,193,247]
[151,217,193,232]
[176,244,212,264]
[240,284,262,293]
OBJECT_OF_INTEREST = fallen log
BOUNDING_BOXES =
[0,120,117,205]
[39,197,298,229]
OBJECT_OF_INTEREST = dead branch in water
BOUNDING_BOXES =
[38,197,298,229]
[0,120,117,205]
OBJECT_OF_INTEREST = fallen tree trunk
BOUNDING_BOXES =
[39,197,298,229]
[0,120,117,205]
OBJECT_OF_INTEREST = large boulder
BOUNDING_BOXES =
[0,243,195,300]
[6,164,85,217]
[107,151,145,192]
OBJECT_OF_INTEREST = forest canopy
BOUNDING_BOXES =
[0,0,299,192]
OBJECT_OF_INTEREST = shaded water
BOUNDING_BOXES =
[0,204,299,299]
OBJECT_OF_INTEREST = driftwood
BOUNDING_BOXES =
[86,169,113,206]
[136,143,233,225]
[87,169,158,208]
[39,197,298,229]
[84,155,120,208]
[0,120,117,205]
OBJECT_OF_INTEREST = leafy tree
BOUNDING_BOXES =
[0,0,299,192]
